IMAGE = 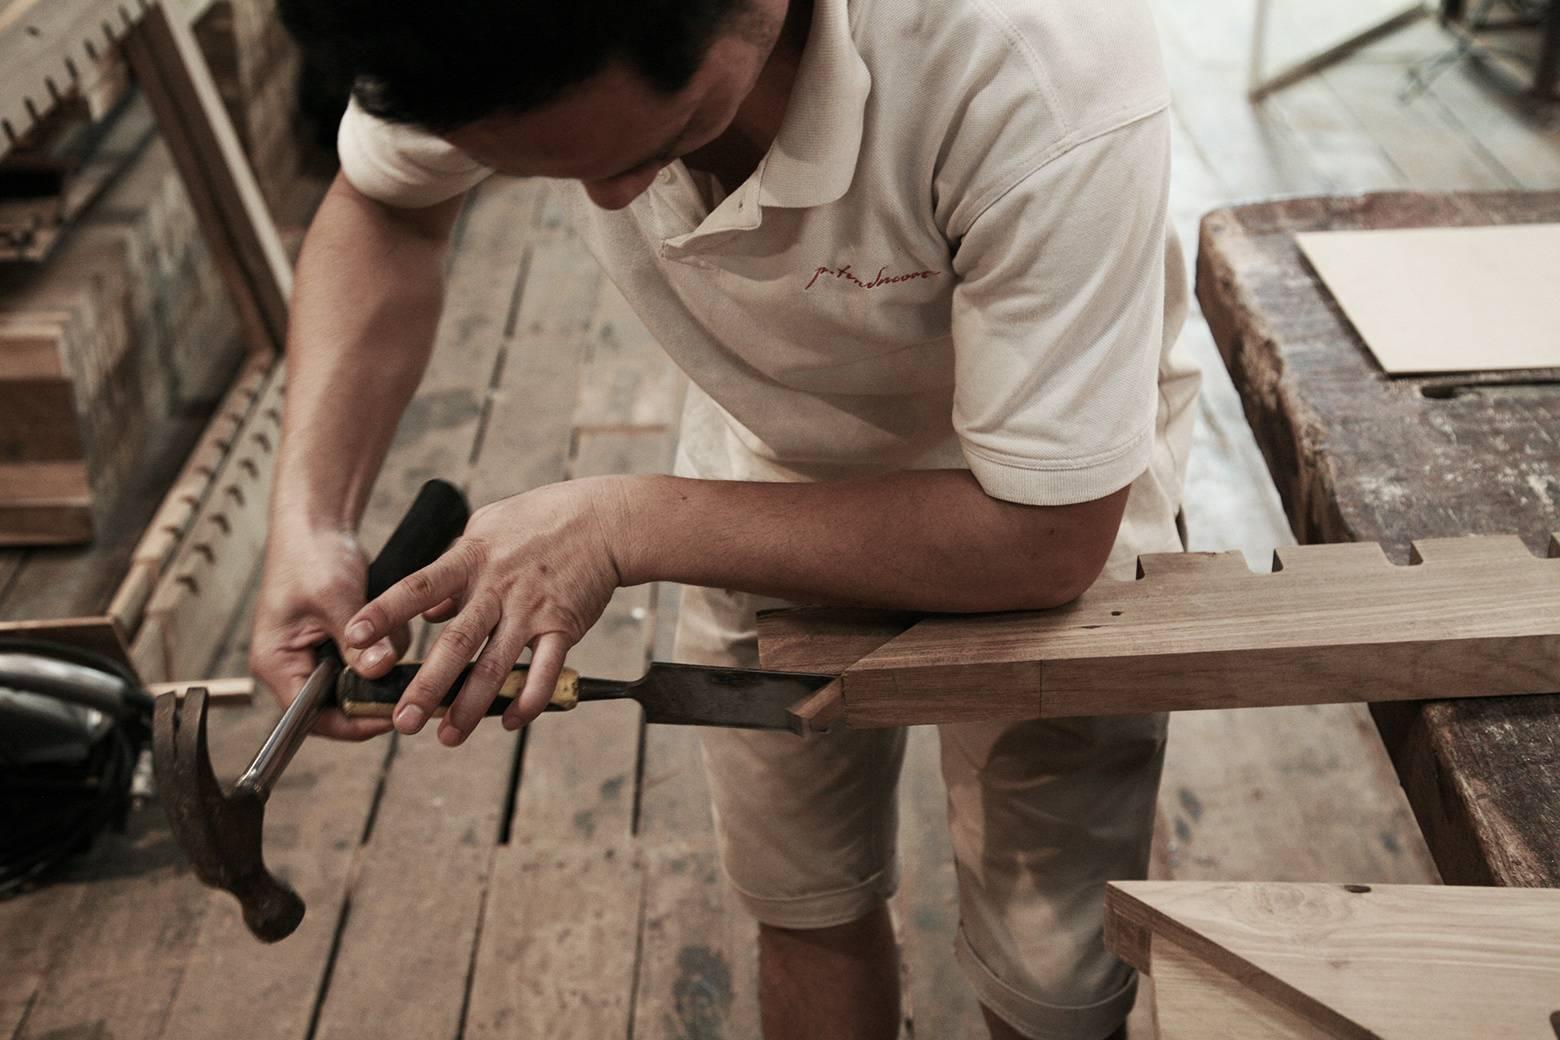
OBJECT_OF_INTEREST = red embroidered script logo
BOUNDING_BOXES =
[805,263,940,291]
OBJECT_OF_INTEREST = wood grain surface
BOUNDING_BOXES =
[1107,881,1560,1039]
[760,538,1560,729]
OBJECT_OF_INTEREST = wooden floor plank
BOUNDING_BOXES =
[634,843,761,1040]
[463,421,663,1038]
[1320,38,1519,191]
[1426,62,1560,190]
[356,176,542,537]
[0,882,87,1040]
[575,285,687,430]
[310,175,555,1040]
[465,843,644,1040]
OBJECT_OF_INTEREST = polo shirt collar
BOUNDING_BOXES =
[756,0,871,210]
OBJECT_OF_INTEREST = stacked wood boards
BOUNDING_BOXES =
[0,112,246,544]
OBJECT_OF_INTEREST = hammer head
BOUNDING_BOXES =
[153,689,305,942]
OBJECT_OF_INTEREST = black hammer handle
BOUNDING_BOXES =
[314,479,470,672]
[365,479,471,600]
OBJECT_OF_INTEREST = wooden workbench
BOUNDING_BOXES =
[1197,190,1560,887]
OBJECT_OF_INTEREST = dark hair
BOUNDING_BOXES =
[278,1,752,132]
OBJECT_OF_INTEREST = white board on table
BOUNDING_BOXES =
[1295,223,1560,375]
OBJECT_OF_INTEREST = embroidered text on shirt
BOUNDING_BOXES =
[805,264,940,291]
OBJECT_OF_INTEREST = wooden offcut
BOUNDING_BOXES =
[1105,880,1560,1039]
[759,537,1560,730]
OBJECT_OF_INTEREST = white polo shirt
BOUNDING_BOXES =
[337,0,1201,570]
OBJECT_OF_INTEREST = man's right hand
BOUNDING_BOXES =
[249,523,409,740]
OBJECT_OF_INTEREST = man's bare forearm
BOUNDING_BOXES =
[609,470,1129,613]
[274,174,464,532]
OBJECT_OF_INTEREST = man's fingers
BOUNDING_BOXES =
[345,622,414,678]
[347,554,467,649]
[347,636,399,678]
[504,632,570,731]
[439,620,529,744]
[391,599,497,738]
[313,710,395,742]
[421,597,460,624]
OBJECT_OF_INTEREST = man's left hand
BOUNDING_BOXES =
[344,478,627,745]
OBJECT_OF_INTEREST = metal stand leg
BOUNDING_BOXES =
[1248,1,1431,100]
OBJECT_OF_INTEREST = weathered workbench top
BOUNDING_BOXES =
[1197,191,1560,887]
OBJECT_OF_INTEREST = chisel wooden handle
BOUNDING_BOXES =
[337,663,581,719]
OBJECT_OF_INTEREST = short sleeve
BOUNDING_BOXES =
[949,110,1172,507]
[337,97,493,209]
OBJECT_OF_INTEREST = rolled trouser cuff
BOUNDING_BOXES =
[956,927,1137,1040]
[721,862,900,931]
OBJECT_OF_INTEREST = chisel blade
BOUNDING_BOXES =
[604,664,834,735]
[338,661,835,735]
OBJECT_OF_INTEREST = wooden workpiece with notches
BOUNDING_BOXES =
[1104,880,1560,1039]
[759,535,1560,730]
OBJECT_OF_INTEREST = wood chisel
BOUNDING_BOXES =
[337,661,834,735]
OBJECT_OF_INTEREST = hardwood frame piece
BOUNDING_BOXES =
[758,537,1560,731]
[1105,880,1560,1039]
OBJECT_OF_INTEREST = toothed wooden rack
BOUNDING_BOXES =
[758,535,1560,731]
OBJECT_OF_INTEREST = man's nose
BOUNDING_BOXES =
[583,166,661,211]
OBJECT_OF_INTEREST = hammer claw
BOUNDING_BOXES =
[153,688,306,943]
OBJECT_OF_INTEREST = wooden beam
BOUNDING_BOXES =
[1105,881,1560,1039]
[121,1,290,356]
[757,538,1560,729]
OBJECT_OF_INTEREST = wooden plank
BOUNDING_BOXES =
[461,445,658,1040]
[306,178,539,1040]
[1146,936,1318,1040]
[1318,21,1519,193]
[0,397,210,625]
[0,91,156,263]
[574,283,686,429]
[0,881,88,1040]
[0,462,92,544]
[635,606,762,1038]
[123,1,291,355]
[1107,881,1560,1040]
[107,353,270,636]
[130,361,280,681]
[464,844,645,1040]
[1425,62,1560,191]
[0,613,129,663]
[309,722,517,1040]
[757,538,1560,729]
[1195,190,1560,887]
[0,0,151,160]
[633,843,761,1040]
